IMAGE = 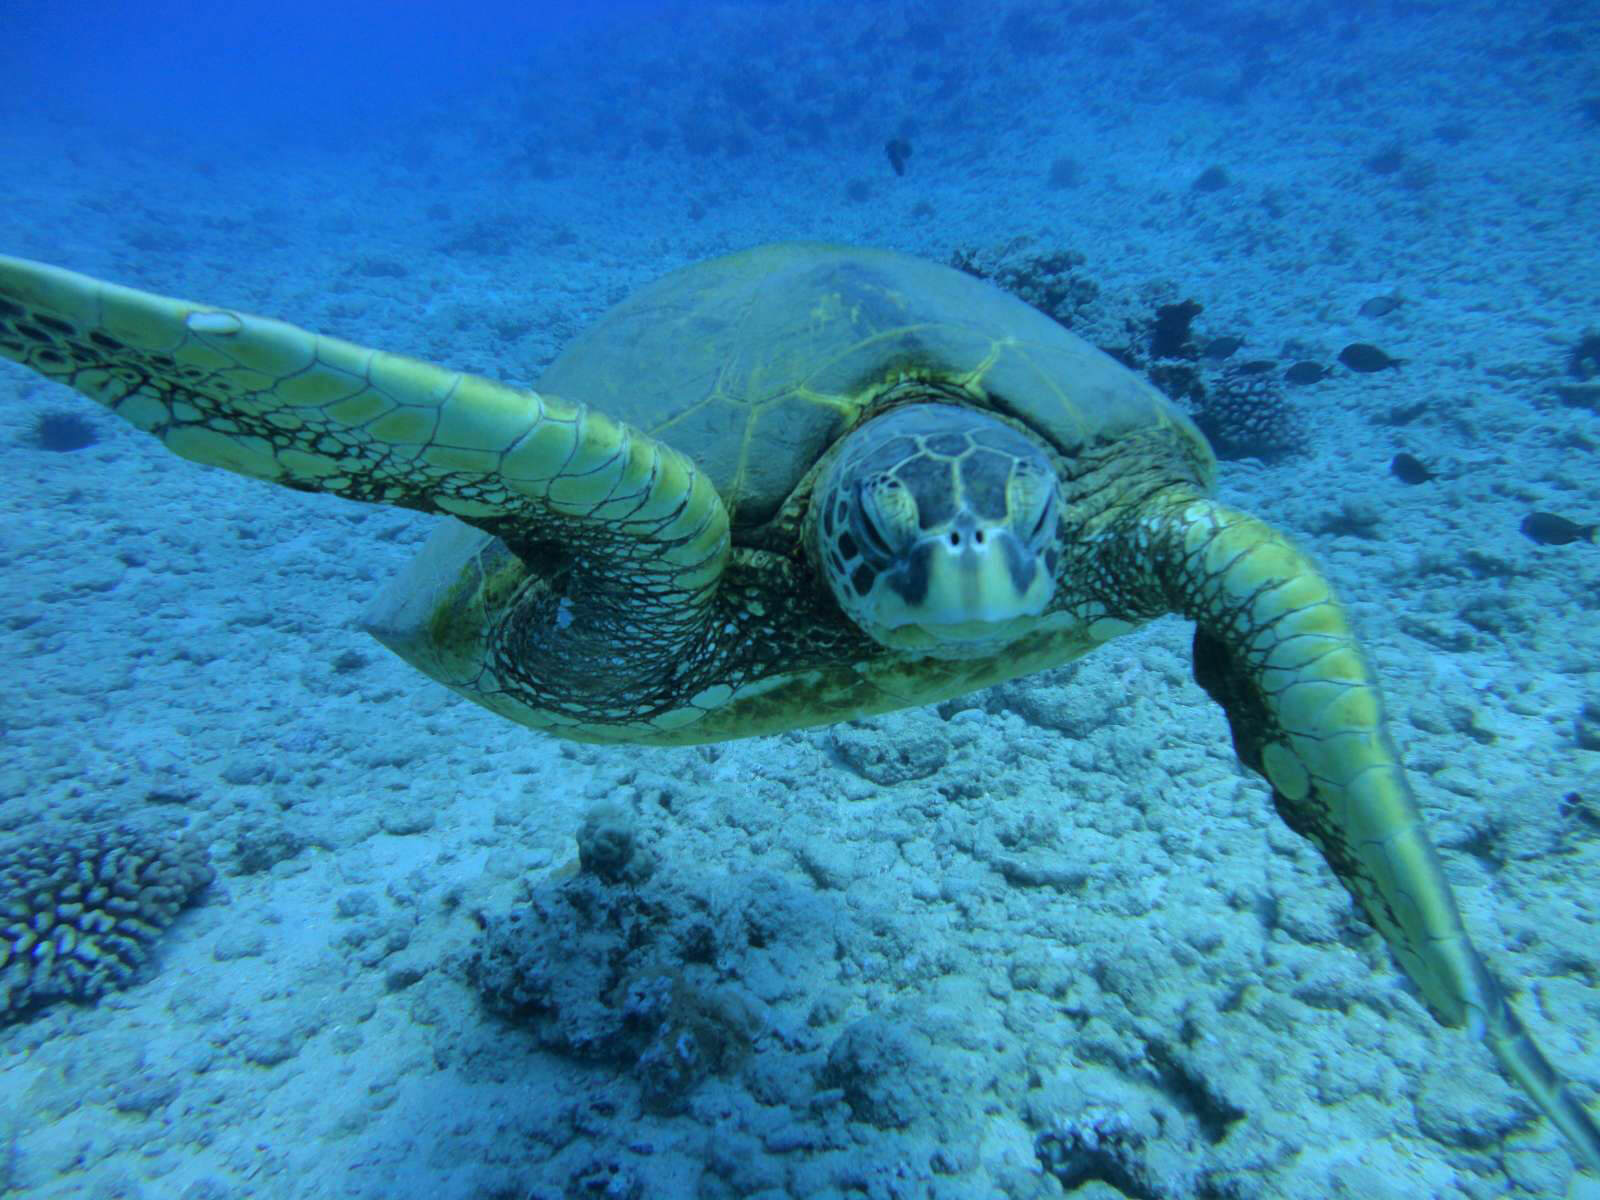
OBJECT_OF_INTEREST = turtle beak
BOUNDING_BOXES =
[874,512,1054,634]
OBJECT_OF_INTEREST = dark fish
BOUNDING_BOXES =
[1283,361,1329,385]
[1389,453,1434,484]
[885,138,912,176]
[1202,336,1243,361]
[1359,294,1404,318]
[1339,343,1406,372]
[1521,512,1597,546]
[1232,359,1277,375]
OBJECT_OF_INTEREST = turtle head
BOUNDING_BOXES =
[810,403,1060,657]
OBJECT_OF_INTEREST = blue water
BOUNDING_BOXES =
[1,2,1597,1197]
[0,0,650,139]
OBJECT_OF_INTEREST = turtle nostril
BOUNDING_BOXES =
[948,530,961,547]
[974,529,985,545]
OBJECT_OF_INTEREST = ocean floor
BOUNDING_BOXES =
[1,2,1598,1197]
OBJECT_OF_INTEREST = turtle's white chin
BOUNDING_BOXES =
[867,614,1042,660]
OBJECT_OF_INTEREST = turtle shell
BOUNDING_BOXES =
[536,242,1213,528]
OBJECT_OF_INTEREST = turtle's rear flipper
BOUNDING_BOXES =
[0,254,728,607]
[1157,496,1600,1174]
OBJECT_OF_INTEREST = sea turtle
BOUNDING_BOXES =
[0,243,1596,1171]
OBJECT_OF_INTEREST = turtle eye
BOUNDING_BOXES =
[1027,489,1057,545]
[852,485,898,563]
[1011,465,1058,548]
[854,506,894,561]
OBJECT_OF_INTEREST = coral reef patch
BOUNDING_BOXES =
[0,823,213,1022]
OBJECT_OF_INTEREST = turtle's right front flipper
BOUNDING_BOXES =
[0,255,732,734]
[0,255,727,597]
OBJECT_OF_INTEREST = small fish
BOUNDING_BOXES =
[885,138,912,176]
[1521,512,1597,546]
[1339,343,1406,372]
[1231,359,1277,376]
[1283,361,1329,385]
[1359,294,1404,318]
[1389,453,1434,484]
[1202,336,1244,361]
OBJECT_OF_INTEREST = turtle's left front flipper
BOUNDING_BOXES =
[1132,494,1600,1175]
